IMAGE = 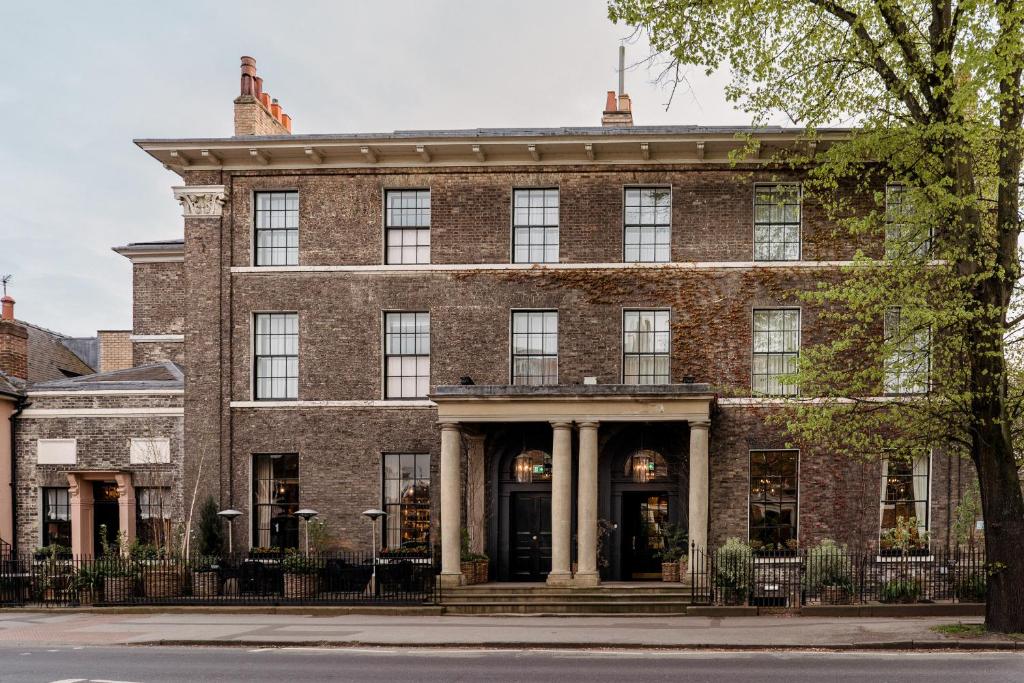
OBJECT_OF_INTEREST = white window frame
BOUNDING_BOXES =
[621,308,672,384]
[751,308,801,396]
[752,182,802,262]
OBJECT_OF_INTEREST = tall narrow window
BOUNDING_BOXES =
[511,310,558,385]
[880,452,930,552]
[752,309,800,396]
[382,453,431,549]
[624,187,671,263]
[384,312,430,398]
[41,487,71,548]
[885,183,930,257]
[513,188,559,263]
[136,487,171,547]
[385,189,431,264]
[252,454,299,550]
[884,307,930,394]
[254,313,298,400]
[753,184,801,261]
[254,191,298,266]
[749,450,799,550]
[623,309,670,384]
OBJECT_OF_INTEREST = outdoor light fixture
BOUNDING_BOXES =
[362,509,387,595]
[296,508,319,556]
[514,453,534,483]
[631,451,655,483]
[217,508,242,555]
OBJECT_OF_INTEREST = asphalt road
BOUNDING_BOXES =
[1,646,1023,683]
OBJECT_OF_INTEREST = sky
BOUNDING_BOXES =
[0,0,753,337]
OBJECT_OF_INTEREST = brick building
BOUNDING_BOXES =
[120,56,975,585]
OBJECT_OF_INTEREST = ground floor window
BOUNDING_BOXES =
[880,452,930,552]
[136,487,172,548]
[382,453,431,549]
[41,487,71,549]
[252,453,299,550]
[748,450,799,551]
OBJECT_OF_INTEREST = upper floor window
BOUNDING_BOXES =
[254,313,298,400]
[384,312,430,398]
[624,187,671,263]
[385,189,430,264]
[749,450,799,551]
[41,487,71,549]
[753,184,801,261]
[623,309,670,384]
[885,183,931,258]
[254,191,298,266]
[511,310,558,385]
[382,453,431,548]
[884,307,930,394]
[880,452,930,552]
[752,308,800,396]
[513,188,559,264]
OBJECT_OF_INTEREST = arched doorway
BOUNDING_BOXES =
[602,424,687,580]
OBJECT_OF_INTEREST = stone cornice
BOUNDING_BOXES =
[137,128,850,173]
[173,185,226,217]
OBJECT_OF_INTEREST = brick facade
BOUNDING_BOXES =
[98,330,132,372]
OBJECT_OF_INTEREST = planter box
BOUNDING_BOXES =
[677,559,689,583]
[461,561,478,585]
[821,585,852,605]
[76,588,96,606]
[714,587,746,606]
[474,559,489,584]
[662,561,679,582]
[143,568,183,598]
[283,573,318,600]
[104,576,133,603]
[191,571,219,598]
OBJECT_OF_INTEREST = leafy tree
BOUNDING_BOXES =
[610,0,1024,631]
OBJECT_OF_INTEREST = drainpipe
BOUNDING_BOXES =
[9,395,27,557]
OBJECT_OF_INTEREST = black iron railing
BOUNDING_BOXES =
[686,542,987,607]
[0,549,439,607]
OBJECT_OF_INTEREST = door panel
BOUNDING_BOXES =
[621,492,669,579]
[510,493,552,580]
[92,482,121,554]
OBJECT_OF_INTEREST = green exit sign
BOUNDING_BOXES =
[533,465,545,474]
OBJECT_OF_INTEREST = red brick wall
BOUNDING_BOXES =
[0,321,28,380]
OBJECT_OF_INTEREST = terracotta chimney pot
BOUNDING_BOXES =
[1,296,13,321]
[260,92,271,109]
[618,93,631,112]
[604,90,617,113]
[254,75,263,98]
[271,99,282,121]
[281,113,292,132]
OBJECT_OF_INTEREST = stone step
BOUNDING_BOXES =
[442,600,691,615]
[441,592,694,604]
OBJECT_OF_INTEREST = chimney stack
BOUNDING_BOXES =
[0,294,27,381]
[601,47,634,127]
[234,56,292,136]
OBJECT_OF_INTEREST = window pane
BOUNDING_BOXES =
[386,190,431,264]
[748,450,799,549]
[254,313,298,400]
[753,184,800,262]
[384,311,430,398]
[512,311,558,385]
[254,192,299,266]
[624,187,671,263]
[623,310,671,384]
[752,308,799,396]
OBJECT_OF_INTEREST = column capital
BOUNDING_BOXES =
[550,420,573,430]
[173,185,226,217]
[689,419,711,431]
[438,421,462,432]
[577,421,600,430]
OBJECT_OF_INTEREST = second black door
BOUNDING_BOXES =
[92,482,121,554]
[621,492,669,579]
[509,492,552,581]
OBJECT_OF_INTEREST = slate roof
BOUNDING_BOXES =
[17,321,97,383]
[28,361,184,393]
[0,371,22,400]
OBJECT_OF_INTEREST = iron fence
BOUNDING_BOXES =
[687,543,987,607]
[0,549,439,607]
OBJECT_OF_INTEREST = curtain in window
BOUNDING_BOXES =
[879,458,888,503]
[912,453,929,530]
[256,457,273,547]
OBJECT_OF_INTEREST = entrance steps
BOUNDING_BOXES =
[441,582,694,615]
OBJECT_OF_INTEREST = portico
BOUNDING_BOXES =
[431,384,715,588]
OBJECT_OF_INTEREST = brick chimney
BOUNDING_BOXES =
[0,295,28,381]
[234,56,292,136]
[601,91,634,127]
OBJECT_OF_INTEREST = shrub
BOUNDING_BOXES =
[954,571,986,602]
[656,524,688,563]
[803,539,853,592]
[196,497,224,557]
[880,577,922,603]
[713,538,753,591]
[281,550,319,575]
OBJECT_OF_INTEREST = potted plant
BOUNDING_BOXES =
[96,527,135,603]
[713,538,753,605]
[281,550,319,599]
[803,539,854,604]
[657,525,687,582]
[71,564,100,605]
[880,577,922,603]
[880,516,929,556]
[190,556,220,598]
[131,542,184,599]
[473,551,490,584]
[460,529,479,585]
[36,545,74,601]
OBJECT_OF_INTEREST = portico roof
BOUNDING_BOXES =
[430,384,715,424]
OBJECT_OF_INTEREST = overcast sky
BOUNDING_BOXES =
[0,0,752,337]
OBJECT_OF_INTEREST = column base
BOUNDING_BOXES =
[572,572,600,587]
[545,571,573,587]
[439,572,465,589]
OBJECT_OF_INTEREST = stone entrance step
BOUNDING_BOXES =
[441,582,696,615]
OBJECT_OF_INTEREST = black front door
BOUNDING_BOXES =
[510,492,551,581]
[92,482,120,554]
[621,492,669,579]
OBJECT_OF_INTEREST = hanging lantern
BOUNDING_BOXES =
[514,453,534,483]
[631,451,654,483]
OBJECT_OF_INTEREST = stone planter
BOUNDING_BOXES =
[677,558,689,583]
[662,561,679,582]
[103,576,133,603]
[283,573,318,600]
[821,585,852,605]
[143,568,183,598]
[191,571,219,598]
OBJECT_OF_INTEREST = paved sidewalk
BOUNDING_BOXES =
[0,611,1014,650]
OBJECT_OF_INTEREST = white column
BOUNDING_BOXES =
[439,421,464,588]
[575,421,600,587]
[688,420,711,558]
[547,421,573,585]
